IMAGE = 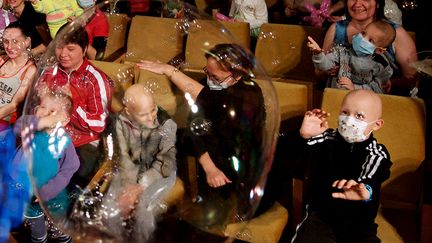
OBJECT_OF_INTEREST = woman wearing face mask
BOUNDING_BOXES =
[0,21,36,130]
[137,43,265,224]
[321,0,417,95]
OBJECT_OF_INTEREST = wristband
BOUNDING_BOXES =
[364,184,373,202]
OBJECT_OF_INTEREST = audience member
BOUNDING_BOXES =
[8,0,49,56]
[292,89,392,242]
[36,26,112,186]
[229,0,268,38]
[138,43,265,225]
[76,0,109,60]
[309,20,395,93]
[0,0,16,39]
[322,0,417,96]
[29,0,83,38]
[106,84,177,241]
[115,83,177,216]
[0,21,36,130]
[16,91,79,243]
[331,0,403,26]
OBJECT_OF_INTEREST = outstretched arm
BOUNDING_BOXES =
[137,60,204,101]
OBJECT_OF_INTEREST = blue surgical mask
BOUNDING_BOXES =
[352,33,376,56]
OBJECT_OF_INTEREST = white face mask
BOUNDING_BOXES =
[207,77,229,90]
[337,115,375,143]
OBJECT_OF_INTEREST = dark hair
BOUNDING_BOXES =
[204,43,255,78]
[57,24,89,52]
[345,0,386,21]
[5,21,32,38]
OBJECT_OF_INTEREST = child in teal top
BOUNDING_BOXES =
[17,91,79,243]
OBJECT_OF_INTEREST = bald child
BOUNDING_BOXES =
[115,84,177,215]
[292,89,392,242]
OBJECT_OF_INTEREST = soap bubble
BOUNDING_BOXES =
[19,0,280,241]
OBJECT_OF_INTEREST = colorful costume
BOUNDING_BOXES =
[32,0,83,38]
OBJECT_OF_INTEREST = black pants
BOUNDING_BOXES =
[292,208,380,243]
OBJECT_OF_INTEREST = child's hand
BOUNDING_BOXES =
[299,109,329,139]
[338,76,354,90]
[307,36,322,55]
[331,179,371,201]
[37,112,69,130]
[205,166,232,188]
[381,80,392,93]
[117,184,143,217]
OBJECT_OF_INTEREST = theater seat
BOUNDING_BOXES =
[104,13,130,62]
[90,60,135,112]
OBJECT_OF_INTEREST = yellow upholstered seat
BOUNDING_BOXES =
[271,80,311,121]
[224,202,288,243]
[135,69,192,129]
[125,16,183,64]
[184,19,251,72]
[255,23,325,81]
[320,88,426,242]
[219,20,251,49]
[90,60,135,112]
[104,13,130,62]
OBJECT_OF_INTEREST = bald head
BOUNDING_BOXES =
[342,89,383,120]
[123,84,154,109]
[123,84,158,128]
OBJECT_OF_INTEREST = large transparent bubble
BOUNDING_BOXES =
[20,1,280,241]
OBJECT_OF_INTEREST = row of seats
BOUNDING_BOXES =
[105,14,324,78]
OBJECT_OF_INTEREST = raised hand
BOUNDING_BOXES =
[307,36,322,55]
[331,179,371,201]
[299,109,330,139]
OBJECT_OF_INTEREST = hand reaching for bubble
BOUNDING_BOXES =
[136,60,172,76]
[307,36,322,55]
[300,109,330,139]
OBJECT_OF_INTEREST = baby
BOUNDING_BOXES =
[308,20,396,93]
[293,89,392,242]
[15,91,79,243]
